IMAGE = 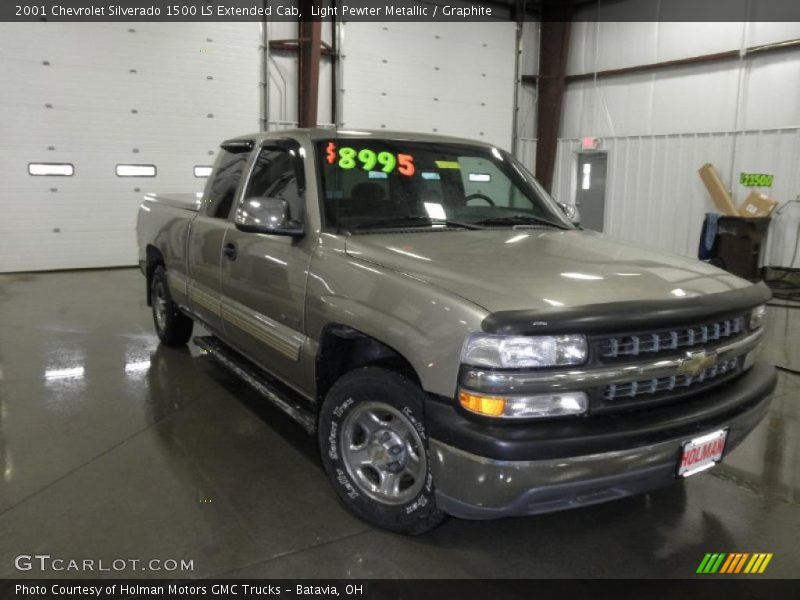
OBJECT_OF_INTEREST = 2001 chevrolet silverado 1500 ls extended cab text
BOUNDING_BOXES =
[137,129,775,534]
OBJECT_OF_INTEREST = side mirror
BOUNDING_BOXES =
[234,197,304,236]
[557,201,580,225]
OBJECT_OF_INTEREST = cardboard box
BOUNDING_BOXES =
[739,190,778,218]
[698,163,738,215]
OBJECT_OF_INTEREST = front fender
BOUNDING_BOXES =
[305,239,486,398]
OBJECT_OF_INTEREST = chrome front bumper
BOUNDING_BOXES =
[430,436,698,519]
[429,363,776,519]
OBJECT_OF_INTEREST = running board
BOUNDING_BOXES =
[193,336,317,434]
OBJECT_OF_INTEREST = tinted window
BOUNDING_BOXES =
[243,148,303,222]
[205,149,249,219]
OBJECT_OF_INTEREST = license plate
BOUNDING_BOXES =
[678,429,727,477]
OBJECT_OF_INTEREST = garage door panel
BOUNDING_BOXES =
[0,109,248,152]
[0,230,139,272]
[0,195,143,234]
[0,82,257,124]
[344,64,512,106]
[2,151,217,187]
[0,22,259,272]
[1,67,257,109]
[341,22,516,150]
[341,90,512,148]
[1,23,257,71]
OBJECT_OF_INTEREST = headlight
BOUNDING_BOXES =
[459,390,588,418]
[461,333,588,368]
[750,304,767,330]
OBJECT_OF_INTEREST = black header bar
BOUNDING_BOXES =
[4,0,800,22]
[2,579,800,600]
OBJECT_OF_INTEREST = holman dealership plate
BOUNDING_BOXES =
[678,429,728,478]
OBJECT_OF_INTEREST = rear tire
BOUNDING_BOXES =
[151,265,193,347]
[318,367,447,535]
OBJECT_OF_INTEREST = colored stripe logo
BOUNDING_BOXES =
[696,553,773,574]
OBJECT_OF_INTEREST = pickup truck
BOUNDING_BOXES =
[137,129,776,534]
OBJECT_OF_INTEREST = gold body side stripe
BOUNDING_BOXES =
[221,301,302,361]
[186,280,303,362]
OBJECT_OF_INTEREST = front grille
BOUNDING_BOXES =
[597,315,746,360]
[604,356,740,401]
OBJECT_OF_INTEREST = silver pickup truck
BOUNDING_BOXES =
[137,129,775,534]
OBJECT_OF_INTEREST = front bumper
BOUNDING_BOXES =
[428,362,776,519]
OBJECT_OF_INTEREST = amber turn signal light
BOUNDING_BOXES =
[459,390,506,417]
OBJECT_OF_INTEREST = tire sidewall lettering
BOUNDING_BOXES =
[321,374,437,523]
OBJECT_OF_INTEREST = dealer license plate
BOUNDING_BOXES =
[678,429,727,477]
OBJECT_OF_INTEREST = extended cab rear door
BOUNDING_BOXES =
[219,140,314,396]
[186,142,252,333]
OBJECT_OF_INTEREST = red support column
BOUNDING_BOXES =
[298,2,322,128]
[535,9,572,193]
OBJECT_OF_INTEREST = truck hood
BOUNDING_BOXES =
[344,229,752,313]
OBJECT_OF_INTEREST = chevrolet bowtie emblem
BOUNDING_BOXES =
[678,350,718,376]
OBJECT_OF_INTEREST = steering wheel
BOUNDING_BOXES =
[465,193,495,206]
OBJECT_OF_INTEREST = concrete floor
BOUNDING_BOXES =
[0,268,797,579]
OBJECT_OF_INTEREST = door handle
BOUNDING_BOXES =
[223,242,237,261]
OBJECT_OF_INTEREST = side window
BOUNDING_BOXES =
[205,149,249,219]
[243,148,304,222]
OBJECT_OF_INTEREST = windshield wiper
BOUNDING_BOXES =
[350,216,482,231]
[472,215,568,229]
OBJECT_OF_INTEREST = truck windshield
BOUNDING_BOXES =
[315,139,572,232]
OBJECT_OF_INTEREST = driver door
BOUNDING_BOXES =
[219,141,313,395]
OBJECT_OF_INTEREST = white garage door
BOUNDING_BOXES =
[340,21,517,151]
[0,22,260,272]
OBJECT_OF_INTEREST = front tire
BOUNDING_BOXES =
[151,265,193,347]
[318,367,446,535]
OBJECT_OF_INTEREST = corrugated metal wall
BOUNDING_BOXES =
[555,17,800,267]
[0,22,260,272]
[551,128,800,266]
